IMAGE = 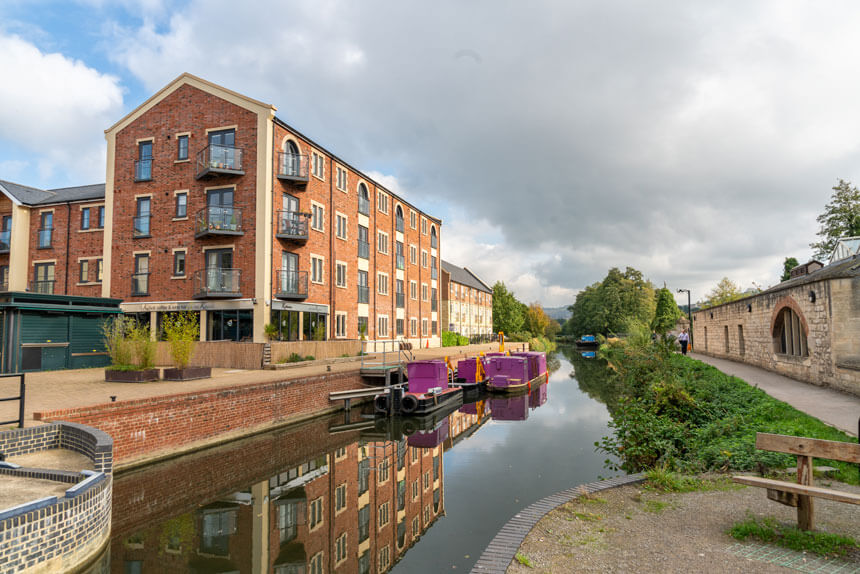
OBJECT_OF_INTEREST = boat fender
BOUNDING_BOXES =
[401,394,419,414]
[374,394,389,413]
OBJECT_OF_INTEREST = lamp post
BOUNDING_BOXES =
[677,288,693,350]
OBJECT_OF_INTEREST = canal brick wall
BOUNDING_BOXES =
[692,276,860,397]
[0,422,112,574]
[35,371,367,467]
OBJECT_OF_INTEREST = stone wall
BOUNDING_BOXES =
[692,277,860,396]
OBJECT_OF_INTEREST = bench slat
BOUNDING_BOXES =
[755,433,860,464]
[733,476,860,505]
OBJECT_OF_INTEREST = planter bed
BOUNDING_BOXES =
[162,366,212,381]
[105,368,160,383]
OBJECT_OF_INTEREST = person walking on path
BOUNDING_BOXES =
[678,328,689,355]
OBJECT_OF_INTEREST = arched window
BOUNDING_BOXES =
[773,306,808,357]
[358,183,370,215]
[430,225,437,248]
[280,140,301,177]
[395,205,404,232]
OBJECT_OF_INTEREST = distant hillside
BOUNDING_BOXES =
[543,305,571,322]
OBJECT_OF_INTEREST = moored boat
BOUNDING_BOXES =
[485,351,549,393]
[575,334,599,348]
[374,359,463,416]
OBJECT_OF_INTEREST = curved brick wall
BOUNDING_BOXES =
[0,422,113,573]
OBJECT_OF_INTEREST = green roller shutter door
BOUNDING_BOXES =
[70,314,110,369]
[20,312,69,371]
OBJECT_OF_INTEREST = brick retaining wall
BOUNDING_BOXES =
[35,371,368,465]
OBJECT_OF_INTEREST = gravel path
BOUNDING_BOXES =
[509,477,860,573]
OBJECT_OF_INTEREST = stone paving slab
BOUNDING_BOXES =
[470,473,646,573]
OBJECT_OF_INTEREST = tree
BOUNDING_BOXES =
[704,277,742,307]
[651,287,682,335]
[524,303,550,337]
[545,319,562,341]
[810,179,860,259]
[781,257,799,282]
[566,267,656,337]
[492,281,525,335]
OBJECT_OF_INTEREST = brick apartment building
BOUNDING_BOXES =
[440,260,493,338]
[100,73,443,345]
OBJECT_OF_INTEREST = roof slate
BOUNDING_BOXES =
[0,180,105,206]
[442,260,492,294]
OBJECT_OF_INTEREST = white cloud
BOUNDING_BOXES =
[0,32,123,185]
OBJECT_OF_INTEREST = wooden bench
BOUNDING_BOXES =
[732,432,860,530]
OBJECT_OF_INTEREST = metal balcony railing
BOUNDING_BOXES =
[196,144,244,179]
[396,217,404,232]
[396,255,405,270]
[37,228,52,248]
[131,273,149,296]
[30,280,55,295]
[277,152,309,182]
[0,230,10,253]
[134,159,152,182]
[276,211,310,241]
[195,206,243,238]
[396,293,405,308]
[193,268,242,298]
[358,285,369,304]
[431,299,438,312]
[358,196,370,215]
[133,215,150,238]
[358,240,370,260]
[275,269,308,300]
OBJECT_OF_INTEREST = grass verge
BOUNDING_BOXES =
[729,515,859,557]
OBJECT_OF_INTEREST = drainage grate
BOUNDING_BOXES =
[727,543,860,573]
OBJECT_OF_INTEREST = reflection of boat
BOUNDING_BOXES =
[374,360,463,416]
[575,335,599,348]
[529,382,548,410]
[580,351,596,359]
[489,393,529,421]
[486,351,548,393]
[369,400,460,446]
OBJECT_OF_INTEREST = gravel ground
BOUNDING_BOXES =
[509,477,860,573]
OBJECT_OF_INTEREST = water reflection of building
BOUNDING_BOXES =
[114,406,495,573]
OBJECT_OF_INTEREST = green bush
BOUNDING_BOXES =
[162,312,199,369]
[594,341,859,483]
[102,316,134,369]
[442,331,469,347]
[129,321,156,370]
[282,353,315,363]
[528,335,557,352]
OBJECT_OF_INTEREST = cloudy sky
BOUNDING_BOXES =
[2,1,858,307]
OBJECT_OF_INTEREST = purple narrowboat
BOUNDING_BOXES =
[374,359,463,416]
[485,351,549,393]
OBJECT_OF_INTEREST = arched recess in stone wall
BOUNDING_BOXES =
[770,296,809,357]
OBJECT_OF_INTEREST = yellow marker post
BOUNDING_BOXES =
[498,331,505,353]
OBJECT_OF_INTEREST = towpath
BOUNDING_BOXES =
[691,353,860,437]
[0,342,517,428]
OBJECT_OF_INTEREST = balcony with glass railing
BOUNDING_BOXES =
[131,273,150,296]
[432,298,438,312]
[0,230,10,253]
[275,269,308,300]
[277,152,309,184]
[196,144,244,179]
[358,285,369,304]
[134,159,152,182]
[38,227,53,248]
[431,266,438,279]
[358,240,370,260]
[358,196,370,216]
[195,206,244,238]
[396,254,405,270]
[30,280,55,295]
[275,211,310,242]
[396,217,404,233]
[396,293,405,308]
[193,268,242,299]
[133,215,151,238]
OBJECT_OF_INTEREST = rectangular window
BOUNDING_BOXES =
[377,191,388,214]
[358,504,370,542]
[335,312,347,338]
[336,262,347,288]
[412,515,420,536]
[81,207,91,230]
[311,203,324,232]
[410,280,417,300]
[336,166,347,191]
[410,210,417,229]
[79,260,89,283]
[136,140,153,181]
[33,263,55,294]
[336,213,347,239]
[311,255,324,284]
[379,546,391,571]
[396,241,405,269]
[38,212,53,248]
[378,458,390,483]
[432,320,438,335]
[132,254,149,295]
[309,552,323,574]
[134,197,151,237]
[422,318,428,335]
[396,318,404,336]
[410,318,417,336]
[431,255,437,278]
[421,250,428,268]
[177,134,189,160]
[336,532,347,564]
[309,497,323,530]
[175,192,187,218]
[98,206,105,228]
[312,151,324,179]
[357,316,368,338]
[377,315,389,337]
[412,479,419,501]
[358,269,369,303]
[377,230,388,254]
[358,225,369,259]
[421,217,427,235]
[422,283,428,301]
[96,259,103,283]
[378,501,390,528]
[410,244,417,265]
[377,272,388,295]
[173,251,186,277]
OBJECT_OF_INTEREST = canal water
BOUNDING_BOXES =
[109,347,617,573]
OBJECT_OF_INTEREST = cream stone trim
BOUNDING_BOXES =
[280,135,302,153]
[335,211,348,240]
[205,124,238,134]
[310,150,325,181]
[77,228,104,234]
[173,189,189,195]
[132,251,151,256]
[335,260,348,288]
[38,207,55,214]
[77,202,105,210]
[31,259,57,264]
[102,131,115,297]
[310,200,325,232]
[175,131,191,138]
[135,137,155,144]
[172,217,189,222]
[377,230,389,254]
[77,256,101,262]
[254,106,275,343]
[203,183,236,192]
[202,244,235,251]
[310,253,325,285]
[172,247,187,253]
[334,311,348,339]
[377,271,389,295]
[335,165,348,192]
[105,73,276,136]
[133,193,153,199]
[410,209,417,229]
[174,159,190,164]
[377,189,389,214]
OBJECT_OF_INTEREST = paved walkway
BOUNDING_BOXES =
[0,342,513,427]
[691,353,860,437]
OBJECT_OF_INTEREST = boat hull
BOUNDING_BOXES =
[487,372,548,394]
[375,386,463,416]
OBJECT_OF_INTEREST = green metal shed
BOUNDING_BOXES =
[0,292,123,373]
